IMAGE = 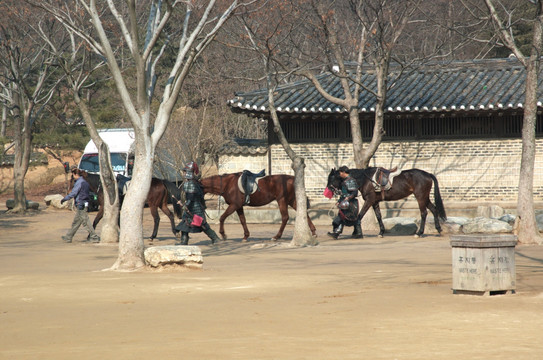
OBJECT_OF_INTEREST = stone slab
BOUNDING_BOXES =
[144,245,203,268]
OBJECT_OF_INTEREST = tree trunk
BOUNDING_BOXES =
[349,104,365,168]
[362,60,387,167]
[290,155,315,246]
[267,86,317,246]
[97,143,120,244]
[516,51,543,245]
[1,99,6,137]
[10,87,31,213]
[73,91,120,243]
[109,129,153,270]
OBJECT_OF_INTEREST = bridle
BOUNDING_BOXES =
[328,172,343,196]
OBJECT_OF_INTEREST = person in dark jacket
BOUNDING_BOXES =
[327,166,363,239]
[175,161,221,245]
[61,168,100,243]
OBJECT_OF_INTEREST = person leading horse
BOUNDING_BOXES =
[327,166,363,239]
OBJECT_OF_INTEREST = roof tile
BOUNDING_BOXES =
[228,58,533,115]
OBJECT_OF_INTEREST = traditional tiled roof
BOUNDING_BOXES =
[228,57,538,115]
[219,138,268,156]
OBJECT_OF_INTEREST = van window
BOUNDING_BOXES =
[79,153,128,174]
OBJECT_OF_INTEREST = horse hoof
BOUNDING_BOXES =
[378,234,383,238]
[271,237,278,241]
[414,234,420,238]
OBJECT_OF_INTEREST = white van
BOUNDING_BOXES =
[78,128,135,177]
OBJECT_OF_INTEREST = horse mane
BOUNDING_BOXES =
[341,167,375,184]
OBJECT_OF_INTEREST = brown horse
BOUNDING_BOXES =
[200,173,317,241]
[327,167,447,237]
[74,172,182,240]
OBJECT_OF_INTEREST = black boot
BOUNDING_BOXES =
[327,224,338,239]
[351,224,363,239]
[327,224,344,240]
[204,227,221,244]
[176,232,189,245]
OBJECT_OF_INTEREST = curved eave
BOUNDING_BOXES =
[227,99,532,115]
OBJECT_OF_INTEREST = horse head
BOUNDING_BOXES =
[326,168,342,195]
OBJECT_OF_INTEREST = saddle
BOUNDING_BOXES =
[371,167,401,192]
[238,169,266,204]
[117,174,131,196]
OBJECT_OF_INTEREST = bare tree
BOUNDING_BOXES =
[482,0,543,245]
[34,13,122,243]
[0,2,64,213]
[281,0,421,168]
[36,0,244,270]
[237,2,318,246]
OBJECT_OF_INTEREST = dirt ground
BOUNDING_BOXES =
[1,197,543,360]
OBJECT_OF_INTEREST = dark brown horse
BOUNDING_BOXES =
[327,167,447,237]
[75,172,182,240]
[200,173,317,241]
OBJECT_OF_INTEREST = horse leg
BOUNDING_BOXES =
[357,200,374,236]
[415,199,429,238]
[235,207,251,241]
[92,207,103,229]
[219,204,239,240]
[426,201,443,234]
[159,200,177,236]
[372,203,386,238]
[307,216,317,238]
[149,205,160,241]
[273,201,290,241]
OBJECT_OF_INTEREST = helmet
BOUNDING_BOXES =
[338,199,350,210]
[183,161,199,175]
[183,161,199,180]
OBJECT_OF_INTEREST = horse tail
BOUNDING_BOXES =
[163,179,183,219]
[430,174,447,221]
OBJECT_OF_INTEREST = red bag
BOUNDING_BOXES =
[323,187,334,199]
[191,214,203,227]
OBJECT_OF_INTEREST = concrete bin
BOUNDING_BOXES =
[450,234,517,295]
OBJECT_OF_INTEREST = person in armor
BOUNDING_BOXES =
[175,161,221,245]
[327,166,363,239]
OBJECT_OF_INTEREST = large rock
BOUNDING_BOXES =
[462,217,512,234]
[441,217,471,235]
[5,199,39,210]
[383,217,417,235]
[417,216,468,235]
[44,194,70,209]
[489,205,505,219]
[144,245,203,268]
[499,214,517,226]
[536,214,543,231]
[477,205,505,219]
